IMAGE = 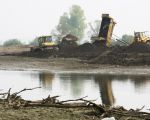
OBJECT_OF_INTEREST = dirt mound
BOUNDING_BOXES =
[14,42,150,66]
[76,43,95,52]
[57,42,108,59]
[20,49,58,58]
[90,43,150,65]
[74,43,108,59]
[121,43,150,53]
[77,42,107,51]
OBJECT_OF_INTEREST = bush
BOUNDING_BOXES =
[3,39,23,47]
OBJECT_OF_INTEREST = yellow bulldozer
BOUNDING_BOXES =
[91,14,116,47]
[30,35,58,52]
[133,31,150,44]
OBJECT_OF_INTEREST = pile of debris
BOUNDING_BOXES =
[0,88,150,120]
[0,87,101,109]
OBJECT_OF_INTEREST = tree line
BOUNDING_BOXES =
[2,5,134,47]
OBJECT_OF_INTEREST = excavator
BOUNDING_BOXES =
[133,31,150,44]
[91,14,116,47]
[30,35,58,52]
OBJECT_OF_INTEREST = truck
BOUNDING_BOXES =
[91,14,116,47]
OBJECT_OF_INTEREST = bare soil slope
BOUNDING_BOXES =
[16,43,150,66]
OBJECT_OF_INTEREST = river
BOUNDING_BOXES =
[0,70,150,110]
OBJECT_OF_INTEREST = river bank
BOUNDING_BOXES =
[0,104,100,120]
[0,55,150,120]
[0,56,150,75]
[0,91,149,120]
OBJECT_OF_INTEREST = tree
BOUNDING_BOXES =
[121,34,134,45]
[111,34,134,46]
[88,20,101,37]
[55,5,86,40]
[3,39,22,47]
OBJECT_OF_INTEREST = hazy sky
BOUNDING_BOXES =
[0,0,150,44]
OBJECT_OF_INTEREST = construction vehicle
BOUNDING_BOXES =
[91,14,116,47]
[30,35,58,52]
[59,34,78,51]
[134,32,150,44]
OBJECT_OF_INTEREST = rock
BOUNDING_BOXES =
[102,117,115,120]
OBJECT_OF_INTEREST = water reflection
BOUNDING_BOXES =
[94,74,150,106]
[94,75,115,105]
[38,73,150,107]
[1,70,150,109]
[39,72,54,90]
[102,74,150,92]
[58,74,94,97]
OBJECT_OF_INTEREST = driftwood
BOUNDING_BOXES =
[0,88,106,113]
[25,103,88,108]
[1,88,150,119]
[0,87,41,108]
[12,87,41,96]
[101,106,150,119]
[59,96,88,104]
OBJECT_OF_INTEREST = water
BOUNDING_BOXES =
[0,70,150,110]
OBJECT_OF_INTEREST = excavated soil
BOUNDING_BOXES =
[90,43,150,65]
[19,43,108,60]
[15,42,150,66]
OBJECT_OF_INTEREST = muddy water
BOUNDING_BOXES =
[0,70,150,110]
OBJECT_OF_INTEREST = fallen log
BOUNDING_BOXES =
[25,103,89,108]
[59,96,88,104]
[12,87,41,96]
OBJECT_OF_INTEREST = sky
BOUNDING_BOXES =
[0,0,150,44]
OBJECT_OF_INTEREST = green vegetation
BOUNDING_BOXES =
[3,39,23,47]
[55,5,86,40]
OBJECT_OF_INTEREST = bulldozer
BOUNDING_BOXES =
[91,14,116,47]
[30,35,58,52]
[134,31,150,44]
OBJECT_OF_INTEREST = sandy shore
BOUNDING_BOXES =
[0,56,150,75]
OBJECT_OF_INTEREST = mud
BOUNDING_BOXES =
[1,102,148,120]
[8,42,150,66]
[0,104,100,120]
[90,43,150,65]
[1,45,150,74]
[0,56,150,76]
